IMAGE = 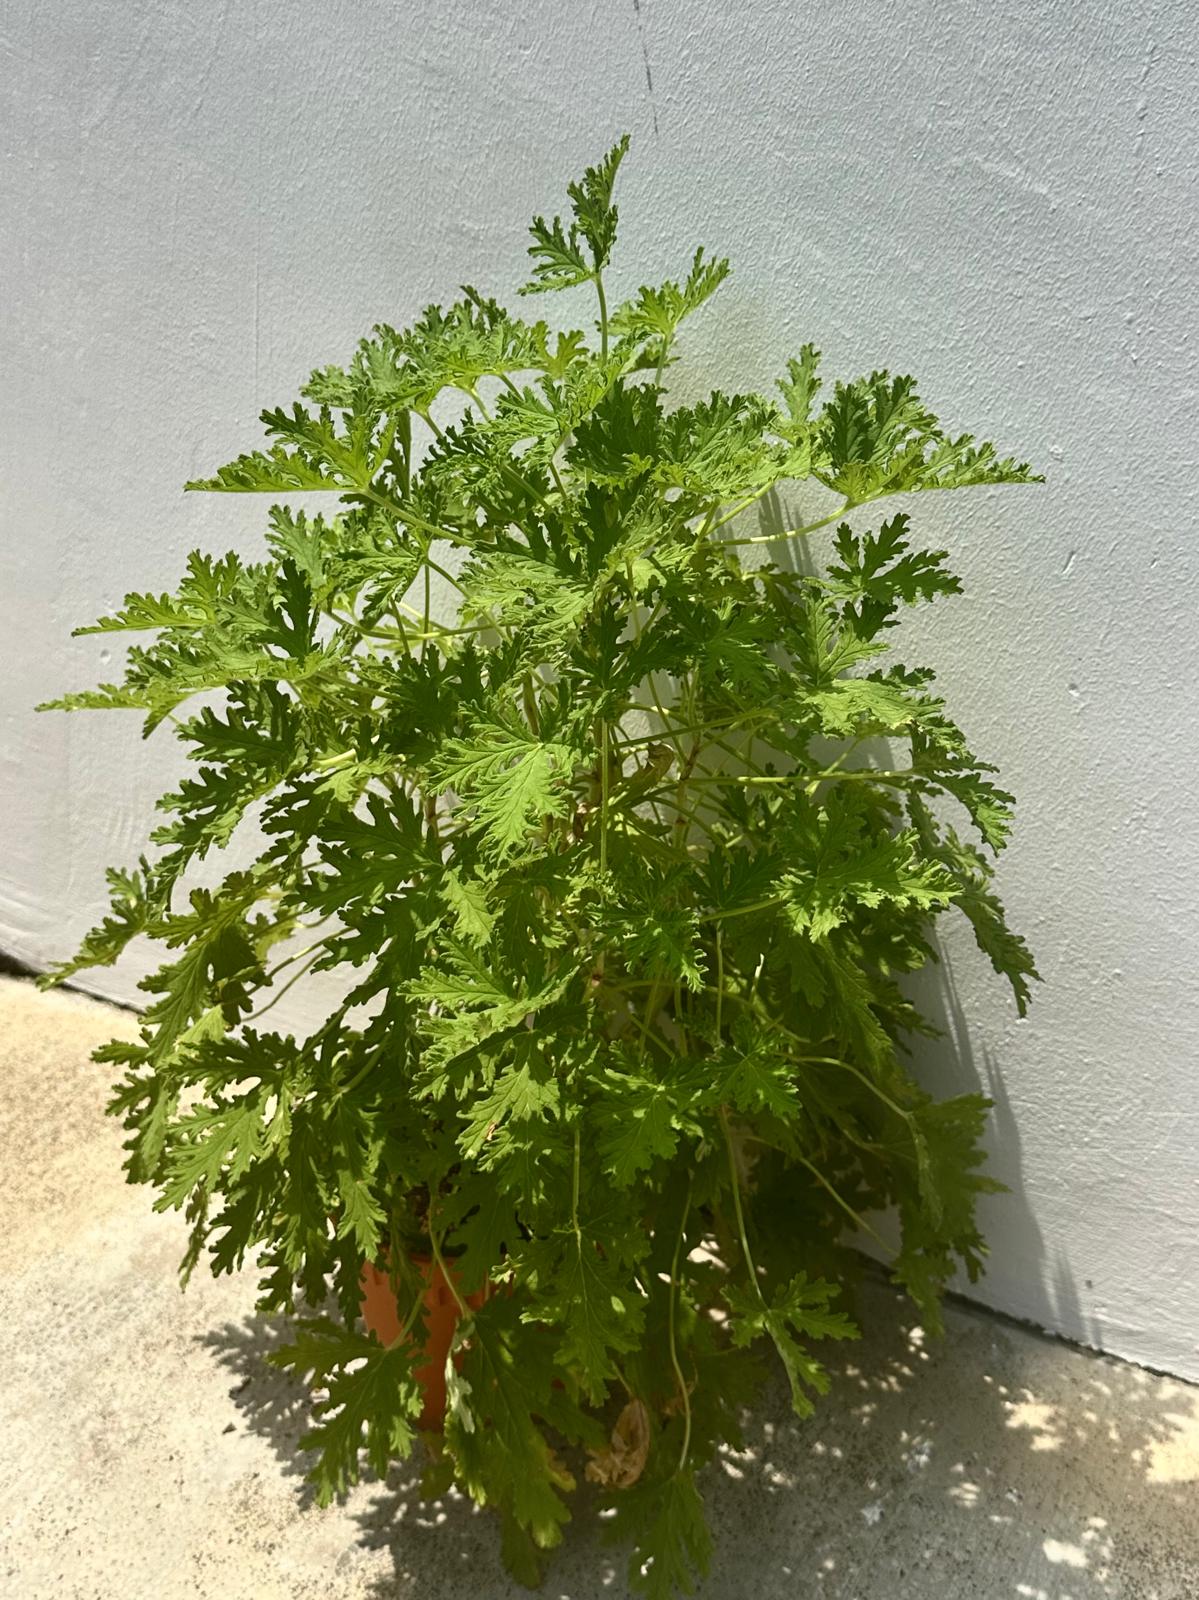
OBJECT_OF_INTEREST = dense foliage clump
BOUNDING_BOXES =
[43,137,1039,1594]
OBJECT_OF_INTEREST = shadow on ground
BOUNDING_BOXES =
[201,1270,1198,1600]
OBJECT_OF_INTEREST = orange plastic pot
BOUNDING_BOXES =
[360,1255,488,1429]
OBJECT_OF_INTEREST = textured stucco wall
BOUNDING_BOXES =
[2,1,1197,1379]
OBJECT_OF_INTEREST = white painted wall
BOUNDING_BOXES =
[3,1,1197,1380]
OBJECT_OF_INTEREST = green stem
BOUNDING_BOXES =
[241,951,321,1023]
[795,1054,913,1125]
[428,1201,470,1319]
[599,720,611,874]
[393,410,411,499]
[704,894,785,924]
[686,772,795,787]
[793,1153,893,1252]
[422,546,432,660]
[698,735,770,780]
[394,1273,432,1347]
[636,979,663,1062]
[338,1037,386,1098]
[417,407,446,443]
[667,1179,694,1473]
[705,482,775,535]
[521,672,541,737]
[548,457,571,507]
[596,271,610,362]
[313,748,356,771]
[259,931,333,984]
[425,554,466,595]
[613,709,767,750]
[571,1122,583,1246]
[719,1107,768,1311]
[724,500,854,548]
[817,767,921,785]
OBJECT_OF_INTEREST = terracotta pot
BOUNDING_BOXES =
[360,1255,488,1429]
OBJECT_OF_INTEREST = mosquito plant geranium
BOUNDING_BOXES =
[41,135,1039,1595]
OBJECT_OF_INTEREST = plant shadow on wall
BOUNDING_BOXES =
[202,1279,1199,1599]
[42,135,1083,1595]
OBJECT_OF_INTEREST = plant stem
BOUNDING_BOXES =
[705,894,785,924]
[596,271,610,362]
[394,409,411,499]
[425,554,466,595]
[242,951,322,1022]
[719,1106,769,1312]
[599,720,610,874]
[667,1179,694,1473]
[429,1200,470,1319]
[724,500,854,547]
[417,407,446,443]
[422,545,432,660]
[259,931,333,983]
[705,482,774,534]
[571,1122,583,1246]
[795,1054,913,1124]
[793,1153,893,1252]
[394,1274,432,1347]
[636,978,663,1062]
[613,709,766,750]
[521,672,541,737]
[338,1038,386,1098]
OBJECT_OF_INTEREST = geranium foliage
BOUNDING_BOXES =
[42,136,1039,1595]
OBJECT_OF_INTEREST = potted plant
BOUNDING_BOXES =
[41,136,1039,1595]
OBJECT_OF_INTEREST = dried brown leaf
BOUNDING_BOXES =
[584,1397,651,1489]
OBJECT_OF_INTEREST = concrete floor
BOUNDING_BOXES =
[0,975,1196,1600]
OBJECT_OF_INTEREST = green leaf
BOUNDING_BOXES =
[38,858,160,986]
[599,862,707,992]
[910,798,1039,1012]
[439,1171,520,1295]
[330,1098,386,1259]
[188,404,378,496]
[724,1272,858,1417]
[520,213,594,295]
[815,370,1040,504]
[519,136,630,294]
[430,718,578,857]
[270,1321,422,1504]
[827,513,962,639]
[155,1099,266,1211]
[612,247,730,345]
[623,1472,713,1600]
[410,943,577,1086]
[445,1298,590,1549]
[521,1225,645,1401]
[708,1026,801,1123]
[597,1067,685,1186]
[776,343,822,435]
[783,793,958,940]
[137,877,265,1055]
[443,868,496,944]
[460,1056,560,1160]
[567,134,630,268]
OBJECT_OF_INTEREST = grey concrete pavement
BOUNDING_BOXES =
[1,975,1196,1599]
